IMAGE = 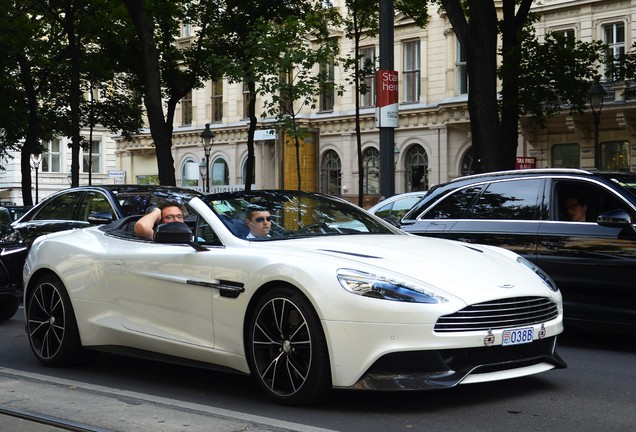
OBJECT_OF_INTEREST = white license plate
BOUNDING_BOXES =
[502,327,533,346]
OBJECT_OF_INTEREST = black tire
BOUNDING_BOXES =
[247,286,331,405]
[0,296,19,321]
[25,274,87,366]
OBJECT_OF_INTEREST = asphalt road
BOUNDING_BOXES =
[1,308,635,432]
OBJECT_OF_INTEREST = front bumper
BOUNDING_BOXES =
[347,335,565,390]
[324,318,564,389]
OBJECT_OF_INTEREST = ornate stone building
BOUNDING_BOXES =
[3,0,635,207]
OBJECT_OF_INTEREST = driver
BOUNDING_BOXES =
[134,201,186,240]
[245,206,271,239]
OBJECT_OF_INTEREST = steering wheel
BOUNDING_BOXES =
[299,223,342,235]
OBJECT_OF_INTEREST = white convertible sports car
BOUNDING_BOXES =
[23,190,566,405]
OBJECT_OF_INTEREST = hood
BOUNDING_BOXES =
[268,234,550,304]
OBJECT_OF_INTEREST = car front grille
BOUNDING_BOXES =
[434,296,559,332]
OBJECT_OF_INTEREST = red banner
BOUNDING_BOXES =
[375,70,399,128]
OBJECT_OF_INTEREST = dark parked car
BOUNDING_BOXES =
[0,206,32,224]
[0,185,205,320]
[400,168,636,333]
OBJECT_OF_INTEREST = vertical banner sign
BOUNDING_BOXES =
[375,70,399,128]
[283,133,317,192]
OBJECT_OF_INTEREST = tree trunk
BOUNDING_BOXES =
[355,31,364,207]
[67,23,82,187]
[246,81,257,192]
[18,57,38,206]
[500,0,533,169]
[441,0,500,173]
[442,0,535,173]
[123,0,176,185]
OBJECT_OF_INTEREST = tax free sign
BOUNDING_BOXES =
[375,70,399,128]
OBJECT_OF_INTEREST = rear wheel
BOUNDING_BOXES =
[25,274,87,366]
[247,286,331,405]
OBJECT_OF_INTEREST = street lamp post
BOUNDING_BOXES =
[30,153,42,204]
[198,160,207,192]
[200,123,215,193]
[587,76,607,170]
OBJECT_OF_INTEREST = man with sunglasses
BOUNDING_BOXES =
[135,201,186,240]
[245,206,272,239]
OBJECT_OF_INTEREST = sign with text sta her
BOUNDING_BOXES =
[375,70,399,128]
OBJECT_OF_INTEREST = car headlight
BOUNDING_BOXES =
[337,269,448,303]
[517,257,559,292]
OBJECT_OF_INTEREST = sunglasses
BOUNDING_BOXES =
[254,216,272,223]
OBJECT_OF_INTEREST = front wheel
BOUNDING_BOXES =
[25,274,87,366]
[247,286,331,405]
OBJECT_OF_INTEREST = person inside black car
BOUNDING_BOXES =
[563,193,588,222]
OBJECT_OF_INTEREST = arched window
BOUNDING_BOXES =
[320,150,342,196]
[404,145,428,192]
[211,157,229,186]
[363,147,380,194]
[460,147,475,176]
[180,158,199,188]
[241,157,255,186]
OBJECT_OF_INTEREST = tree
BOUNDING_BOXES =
[1,0,145,203]
[255,9,342,191]
[437,0,506,172]
[207,0,334,191]
[605,41,636,98]
[0,0,65,205]
[434,0,605,172]
[342,0,378,206]
[515,26,605,127]
[120,0,223,185]
[35,0,99,187]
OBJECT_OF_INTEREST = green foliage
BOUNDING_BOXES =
[395,0,430,28]
[0,1,67,171]
[255,6,342,140]
[605,41,636,99]
[340,0,379,90]
[514,26,605,127]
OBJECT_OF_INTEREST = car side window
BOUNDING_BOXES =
[471,179,542,220]
[196,219,222,246]
[31,192,83,221]
[421,186,482,219]
[79,192,114,221]
[376,197,421,220]
[554,180,634,222]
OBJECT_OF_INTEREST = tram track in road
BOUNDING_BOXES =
[0,367,338,432]
[0,404,109,432]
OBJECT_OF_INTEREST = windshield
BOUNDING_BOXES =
[608,174,636,199]
[205,190,401,240]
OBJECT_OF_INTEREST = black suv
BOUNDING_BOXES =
[400,169,636,333]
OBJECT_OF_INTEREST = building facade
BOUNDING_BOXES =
[3,0,635,207]
[526,0,636,172]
